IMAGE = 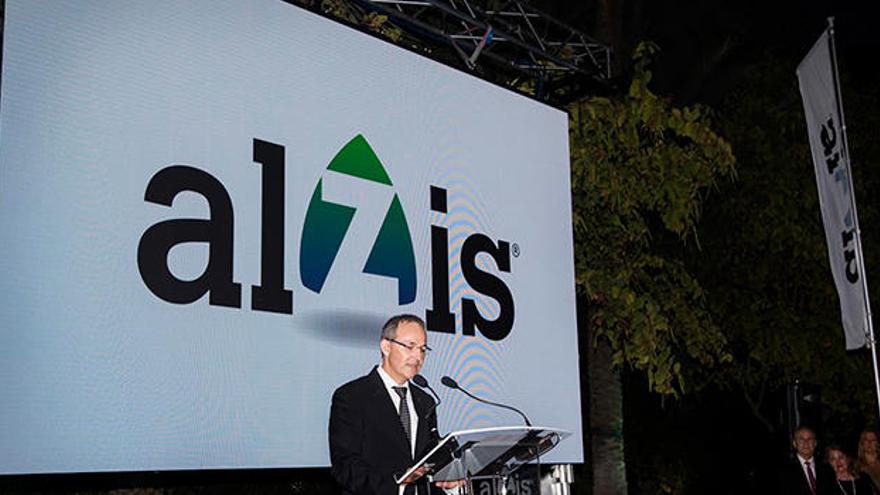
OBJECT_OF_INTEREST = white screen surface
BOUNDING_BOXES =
[0,0,581,473]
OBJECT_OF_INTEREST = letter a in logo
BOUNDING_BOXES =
[300,135,417,304]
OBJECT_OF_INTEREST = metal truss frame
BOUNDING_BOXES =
[291,0,613,104]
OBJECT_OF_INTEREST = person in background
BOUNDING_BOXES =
[779,425,833,495]
[826,444,873,495]
[857,429,880,494]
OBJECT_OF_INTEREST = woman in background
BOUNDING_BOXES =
[857,429,880,494]
[827,444,873,495]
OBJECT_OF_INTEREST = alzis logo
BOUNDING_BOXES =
[137,135,515,340]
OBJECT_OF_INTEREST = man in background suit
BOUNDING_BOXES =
[329,314,461,495]
[779,425,833,495]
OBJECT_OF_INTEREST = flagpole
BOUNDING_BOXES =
[826,17,880,419]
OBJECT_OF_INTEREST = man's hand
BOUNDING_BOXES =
[435,479,467,489]
[398,466,428,485]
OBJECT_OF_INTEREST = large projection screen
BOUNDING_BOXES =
[0,0,581,474]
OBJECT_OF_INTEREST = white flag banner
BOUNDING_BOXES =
[797,28,867,350]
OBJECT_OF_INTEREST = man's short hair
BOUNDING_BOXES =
[381,314,426,340]
[793,425,816,440]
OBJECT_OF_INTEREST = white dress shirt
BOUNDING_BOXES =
[377,366,422,495]
[797,454,816,489]
[377,367,461,495]
[377,365,419,458]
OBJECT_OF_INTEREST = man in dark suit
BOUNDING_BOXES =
[779,425,833,495]
[329,314,460,495]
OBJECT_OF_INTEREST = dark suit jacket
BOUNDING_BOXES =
[329,366,440,495]
[779,457,834,495]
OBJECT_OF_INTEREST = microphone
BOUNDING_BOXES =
[412,374,441,438]
[440,376,458,389]
[412,374,442,408]
[441,376,532,427]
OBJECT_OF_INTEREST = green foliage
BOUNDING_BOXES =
[319,0,403,41]
[569,43,736,395]
[696,53,880,424]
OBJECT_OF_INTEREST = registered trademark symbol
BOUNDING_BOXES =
[512,243,520,257]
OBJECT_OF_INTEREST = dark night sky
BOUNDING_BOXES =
[532,0,878,103]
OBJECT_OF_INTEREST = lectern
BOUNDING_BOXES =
[396,426,570,495]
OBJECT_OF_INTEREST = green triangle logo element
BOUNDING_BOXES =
[300,135,416,304]
[363,194,416,304]
[326,134,393,186]
[298,179,356,294]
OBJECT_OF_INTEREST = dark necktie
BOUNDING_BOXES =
[393,386,412,445]
[805,460,816,494]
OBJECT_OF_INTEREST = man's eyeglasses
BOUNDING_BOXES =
[385,337,432,354]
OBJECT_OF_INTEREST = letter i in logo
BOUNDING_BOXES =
[299,135,417,304]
